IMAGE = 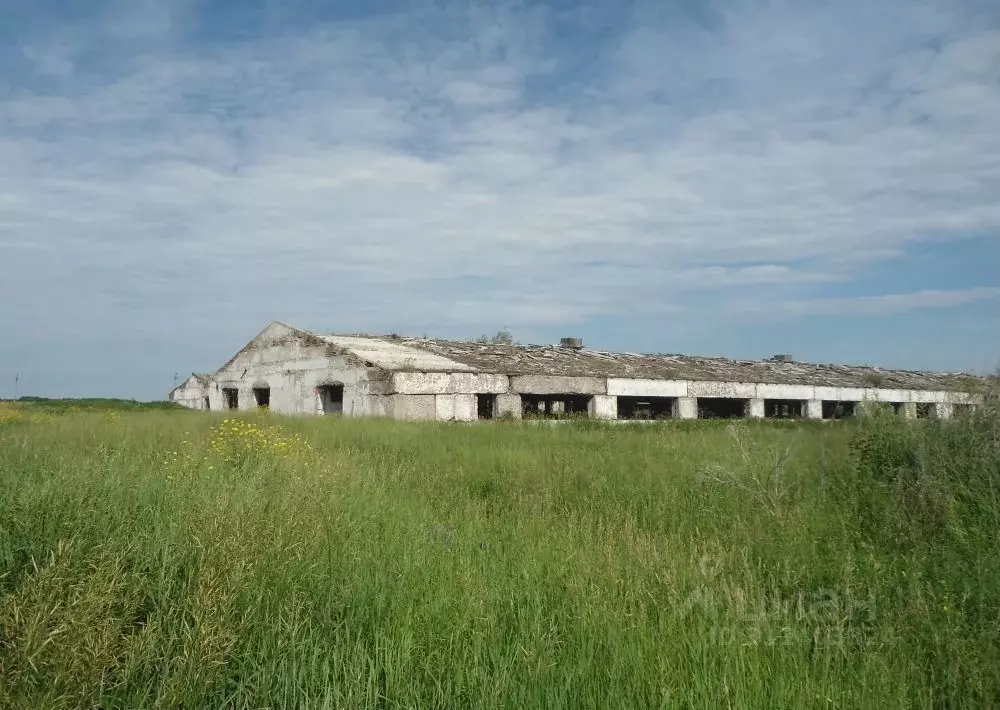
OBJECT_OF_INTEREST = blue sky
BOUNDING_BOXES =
[1,0,998,399]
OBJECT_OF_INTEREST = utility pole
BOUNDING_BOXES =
[13,373,18,401]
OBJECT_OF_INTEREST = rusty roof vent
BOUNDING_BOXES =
[559,337,584,350]
[771,354,793,362]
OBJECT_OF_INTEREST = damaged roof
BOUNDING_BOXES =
[169,373,213,396]
[319,335,477,373]
[301,327,979,392]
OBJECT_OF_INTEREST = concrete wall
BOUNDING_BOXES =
[169,378,208,410]
[607,378,688,397]
[209,322,389,417]
[391,372,509,395]
[433,394,477,422]
[509,375,606,395]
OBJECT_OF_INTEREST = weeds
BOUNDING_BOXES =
[0,409,998,708]
[698,423,799,517]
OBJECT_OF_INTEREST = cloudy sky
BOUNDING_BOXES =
[1,0,998,399]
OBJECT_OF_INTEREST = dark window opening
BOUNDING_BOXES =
[203,396,210,411]
[822,401,857,419]
[697,398,748,419]
[319,384,344,415]
[916,403,932,419]
[890,402,905,415]
[617,396,676,420]
[476,394,496,420]
[764,399,804,419]
[953,403,972,417]
[222,388,239,410]
[253,387,270,408]
[521,394,592,419]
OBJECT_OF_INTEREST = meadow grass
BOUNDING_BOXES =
[0,402,998,709]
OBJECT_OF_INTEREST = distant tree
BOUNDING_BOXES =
[475,329,516,345]
[491,329,515,345]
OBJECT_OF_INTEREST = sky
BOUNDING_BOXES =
[1,0,998,400]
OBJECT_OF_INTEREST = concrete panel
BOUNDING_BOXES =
[495,394,522,419]
[864,388,909,403]
[747,399,765,418]
[755,384,815,400]
[432,394,477,422]
[589,395,618,420]
[389,395,436,421]
[510,375,606,395]
[900,402,918,420]
[454,395,477,422]
[689,381,757,399]
[435,395,456,421]
[908,389,946,404]
[607,378,688,398]
[675,397,698,420]
[814,386,867,402]
[392,372,509,395]
[805,400,823,420]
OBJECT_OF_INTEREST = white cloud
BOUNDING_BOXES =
[733,287,1000,318]
[0,0,998,395]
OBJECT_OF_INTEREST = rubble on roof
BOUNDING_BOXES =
[338,334,975,392]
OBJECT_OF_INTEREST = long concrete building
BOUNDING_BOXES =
[168,321,980,421]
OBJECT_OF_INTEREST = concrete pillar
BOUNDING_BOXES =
[900,402,918,420]
[747,398,765,419]
[857,400,876,416]
[805,399,823,420]
[494,394,522,420]
[931,402,953,420]
[675,397,698,419]
[589,395,617,420]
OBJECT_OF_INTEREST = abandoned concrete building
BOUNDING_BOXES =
[167,321,981,422]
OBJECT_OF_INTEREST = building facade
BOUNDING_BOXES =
[168,321,980,421]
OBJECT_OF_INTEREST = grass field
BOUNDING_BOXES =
[1,400,998,709]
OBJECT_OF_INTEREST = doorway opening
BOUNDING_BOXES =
[476,394,496,420]
[319,383,344,414]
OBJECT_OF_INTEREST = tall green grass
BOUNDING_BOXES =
[0,404,997,709]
